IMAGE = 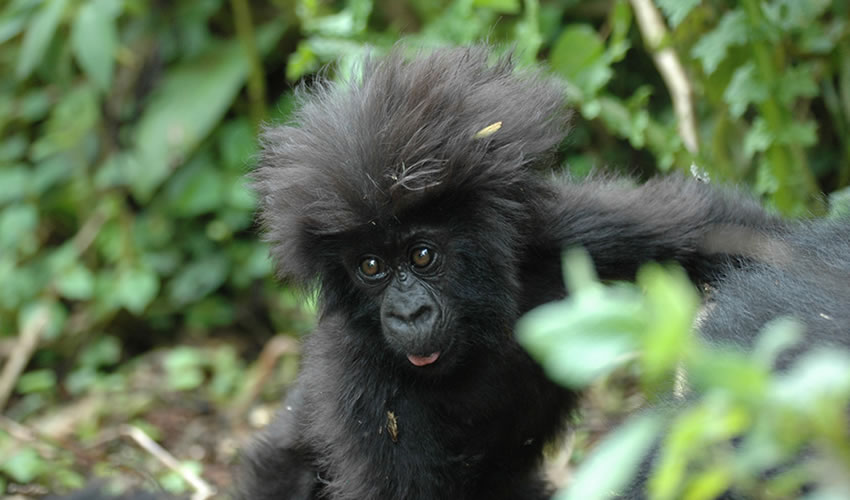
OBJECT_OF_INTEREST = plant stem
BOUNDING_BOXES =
[230,0,267,127]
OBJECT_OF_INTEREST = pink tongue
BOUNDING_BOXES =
[407,352,440,366]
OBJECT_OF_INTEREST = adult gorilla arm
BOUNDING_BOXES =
[544,175,787,282]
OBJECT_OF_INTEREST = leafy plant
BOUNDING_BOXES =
[520,251,850,499]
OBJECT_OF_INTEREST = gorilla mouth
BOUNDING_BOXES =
[407,352,440,366]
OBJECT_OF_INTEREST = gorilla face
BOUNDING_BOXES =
[337,212,523,377]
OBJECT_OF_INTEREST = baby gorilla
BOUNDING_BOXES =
[241,46,849,500]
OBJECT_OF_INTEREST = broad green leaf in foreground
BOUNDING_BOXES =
[518,250,646,387]
[558,413,663,500]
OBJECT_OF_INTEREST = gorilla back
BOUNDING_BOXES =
[243,46,849,500]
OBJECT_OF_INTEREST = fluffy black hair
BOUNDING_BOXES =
[252,46,570,285]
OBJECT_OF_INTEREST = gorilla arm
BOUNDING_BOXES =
[543,174,786,282]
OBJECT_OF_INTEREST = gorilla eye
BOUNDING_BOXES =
[410,247,434,268]
[359,256,386,279]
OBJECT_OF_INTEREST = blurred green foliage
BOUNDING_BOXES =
[520,252,850,499]
[1,0,849,494]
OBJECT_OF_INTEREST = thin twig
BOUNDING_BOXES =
[120,424,216,500]
[71,206,109,256]
[0,415,57,458]
[630,0,699,154]
[0,307,49,411]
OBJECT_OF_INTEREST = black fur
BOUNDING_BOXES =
[701,219,850,366]
[239,46,849,500]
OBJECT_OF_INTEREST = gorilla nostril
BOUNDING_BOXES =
[409,305,432,323]
[390,304,432,325]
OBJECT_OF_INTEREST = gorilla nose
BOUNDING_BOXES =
[388,304,434,326]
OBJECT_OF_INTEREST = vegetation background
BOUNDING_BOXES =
[1,0,849,497]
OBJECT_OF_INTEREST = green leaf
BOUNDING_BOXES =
[168,253,230,305]
[55,264,95,300]
[16,0,69,80]
[655,0,699,27]
[33,84,99,157]
[93,221,122,263]
[550,24,612,98]
[772,349,850,409]
[650,404,743,498]
[638,264,699,387]
[94,151,142,189]
[132,212,176,249]
[773,120,817,147]
[230,241,272,287]
[18,299,67,341]
[751,318,803,368]
[775,64,818,105]
[0,258,41,310]
[724,63,768,118]
[218,119,257,171]
[691,10,748,75]
[32,154,74,195]
[304,9,358,36]
[79,335,121,368]
[0,203,38,253]
[607,0,632,62]
[115,266,160,314]
[17,369,57,393]
[558,413,663,500]
[164,151,225,217]
[797,19,844,53]
[689,350,768,400]
[418,0,497,44]
[226,177,257,211]
[0,12,28,45]
[130,23,285,201]
[473,0,520,14]
[1,448,45,483]
[163,347,206,391]
[754,156,779,196]
[743,118,772,158]
[0,134,27,161]
[513,0,542,63]
[0,166,28,204]
[518,251,645,388]
[186,296,235,329]
[683,467,733,500]
[762,0,831,30]
[71,1,117,91]
[17,88,51,122]
[286,41,320,81]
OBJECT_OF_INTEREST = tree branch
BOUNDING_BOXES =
[629,0,699,154]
